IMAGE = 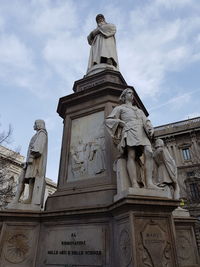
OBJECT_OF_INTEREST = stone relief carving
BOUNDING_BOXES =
[68,111,106,181]
[119,229,132,267]
[153,138,180,199]
[4,233,29,264]
[137,220,172,267]
[176,231,196,266]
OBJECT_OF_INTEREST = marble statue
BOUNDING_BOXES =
[87,14,119,74]
[153,138,180,199]
[8,120,48,210]
[105,88,157,190]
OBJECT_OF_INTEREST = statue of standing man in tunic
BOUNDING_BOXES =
[105,88,158,190]
[87,14,119,75]
[7,119,48,210]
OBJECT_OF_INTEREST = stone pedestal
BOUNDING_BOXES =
[46,70,148,211]
[173,210,200,267]
[0,197,190,267]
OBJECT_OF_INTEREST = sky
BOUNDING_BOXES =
[0,0,200,183]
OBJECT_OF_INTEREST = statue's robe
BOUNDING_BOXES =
[87,22,119,71]
[153,146,177,185]
[24,129,48,180]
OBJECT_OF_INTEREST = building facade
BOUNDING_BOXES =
[154,116,200,219]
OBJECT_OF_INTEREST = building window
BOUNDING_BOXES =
[190,183,200,202]
[182,148,191,160]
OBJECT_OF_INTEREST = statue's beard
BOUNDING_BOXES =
[98,21,106,26]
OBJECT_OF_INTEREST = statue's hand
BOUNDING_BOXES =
[119,120,126,127]
[148,128,154,138]
[92,28,99,36]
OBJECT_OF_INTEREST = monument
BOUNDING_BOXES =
[0,15,199,267]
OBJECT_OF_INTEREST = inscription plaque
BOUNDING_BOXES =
[45,225,106,266]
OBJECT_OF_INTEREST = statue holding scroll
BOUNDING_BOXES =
[153,138,180,199]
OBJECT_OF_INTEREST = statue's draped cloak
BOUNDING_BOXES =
[87,23,119,70]
[105,104,152,150]
[25,129,48,180]
[154,146,177,184]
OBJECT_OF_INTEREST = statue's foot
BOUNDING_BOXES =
[22,199,31,204]
[132,183,140,189]
[147,183,160,190]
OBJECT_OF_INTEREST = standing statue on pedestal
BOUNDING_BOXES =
[7,119,48,210]
[105,88,157,190]
[153,138,180,199]
[87,14,119,75]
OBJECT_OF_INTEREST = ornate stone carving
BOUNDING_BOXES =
[4,233,29,264]
[136,220,173,267]
[119,229,132,267]
[68,111,106,181]
[176,230,197,266]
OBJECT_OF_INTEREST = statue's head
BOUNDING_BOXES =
[34,119,46,131]
[119,88,134,103]
[155,138,164,148]
[96,14,105,24]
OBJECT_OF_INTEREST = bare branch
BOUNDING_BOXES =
[0,124,13,145]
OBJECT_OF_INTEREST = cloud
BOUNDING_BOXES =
[156,0,191,9]
[118,1,200,98]
[0,34,33,69]
[31,0,78,36]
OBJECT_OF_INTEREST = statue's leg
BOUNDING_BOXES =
[23,179,34,204]
[144,146,158,189]
[127,147,139,188]
[173,182,180,200]
[12,182,25,203]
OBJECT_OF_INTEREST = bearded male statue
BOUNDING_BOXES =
[87,14,119,74]
[8,119,48,210]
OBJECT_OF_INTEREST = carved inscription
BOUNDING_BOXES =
[45,226,106,266]
[135,218,173,267]
[78,78,106,91]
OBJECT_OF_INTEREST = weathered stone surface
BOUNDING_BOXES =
[38,225,107,266]
[135,217,177,267]
[114,187,171,202]
[68,111,106,181]
[0,222,39,267]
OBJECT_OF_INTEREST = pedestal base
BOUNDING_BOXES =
[1,197,199,266]
[114,186,171,202]
[86,63,117,76]
[6,202,42,211]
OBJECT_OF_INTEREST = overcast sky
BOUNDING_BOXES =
[1,0,200,183]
